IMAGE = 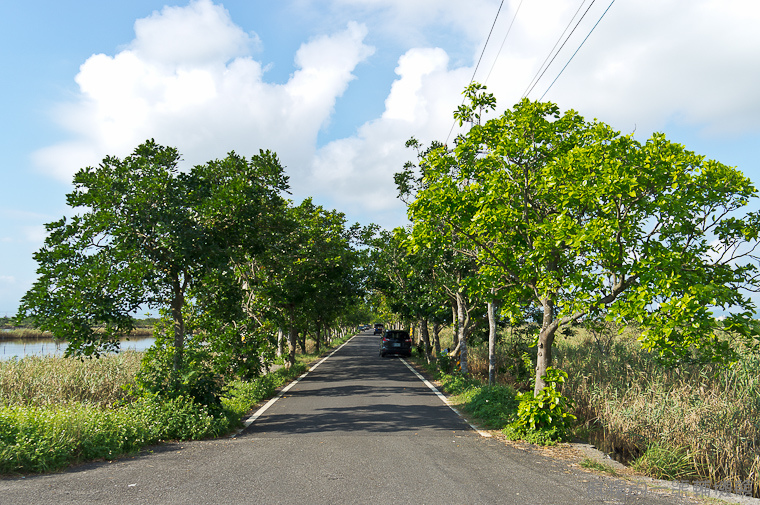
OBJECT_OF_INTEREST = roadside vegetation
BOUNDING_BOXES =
[0,333,351,474]
[369,82,760,497]
[9,80,760,498]
[408,324,759,497]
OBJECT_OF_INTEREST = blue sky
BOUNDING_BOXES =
[2,0,760,316]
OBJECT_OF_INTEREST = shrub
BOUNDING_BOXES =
[504,367,576,444]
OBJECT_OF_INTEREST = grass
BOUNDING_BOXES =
[0,352,142,407]
[1,327,154,340]
[0,330,353,474]
[418,324,759,497]
[580,456,620,477]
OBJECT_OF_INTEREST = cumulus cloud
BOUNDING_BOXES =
[492,0,760,137]
[33,0,374,192]
[32,0,760,232]
[308,48,471,227]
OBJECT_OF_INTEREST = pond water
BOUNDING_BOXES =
[0,336,156,360]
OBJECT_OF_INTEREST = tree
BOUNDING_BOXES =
[18,140,289,375]
[237,198,365,367]
[406,84,760,394]
[367,228,452,363]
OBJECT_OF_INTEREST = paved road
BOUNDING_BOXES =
[0,333,692,504]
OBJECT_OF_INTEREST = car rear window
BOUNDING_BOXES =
[385,331,409,339]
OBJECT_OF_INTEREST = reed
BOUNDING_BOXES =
[0,352,142,407]
[427,323,759,495]
[555,328,759,496]
[0,327,154,340]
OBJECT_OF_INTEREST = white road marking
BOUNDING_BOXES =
[400,357,492,438]
[230,336,356,437]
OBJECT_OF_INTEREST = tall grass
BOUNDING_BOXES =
[432,324,759,495]
[0,352,142,407]
[554,330,760,495]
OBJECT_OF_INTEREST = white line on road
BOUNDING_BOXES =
[230,336,356,438]
[400,358,492,438]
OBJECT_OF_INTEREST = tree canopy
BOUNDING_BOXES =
[18,140,290,373]
[401,84,760,392]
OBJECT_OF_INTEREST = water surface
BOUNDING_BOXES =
[0,336,155,360]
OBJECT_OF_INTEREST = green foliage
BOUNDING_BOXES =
[505,367,576,443]
[460,385,518,429]
[132,325,224,411]
[18,140,290,376]
[0,360,309,475]
[631,444,700,482]
[0,397,224,474]
[438,372,481,395]
[403,82,760,387]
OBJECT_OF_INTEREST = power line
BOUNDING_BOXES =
[483,0,526,86]
[522,0,597,99]
[539,0,616,101]
[520,0,588,98]
[445,0,506,145]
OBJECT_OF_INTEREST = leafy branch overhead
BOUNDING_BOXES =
[401,83,760,393]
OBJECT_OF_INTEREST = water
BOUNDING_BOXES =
[0,336,155,360]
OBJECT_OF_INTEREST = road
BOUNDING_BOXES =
[0,333,693,504]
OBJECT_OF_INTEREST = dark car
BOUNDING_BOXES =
[379,329,412,358]
[373,323,384,335]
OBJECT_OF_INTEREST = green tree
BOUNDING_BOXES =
[406,84,760,394]
[367,228,450,363]
[18,140,289,374]
[238,198,365,366]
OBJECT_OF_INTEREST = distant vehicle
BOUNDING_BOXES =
[373,323,384,335]
[379,329,412,358]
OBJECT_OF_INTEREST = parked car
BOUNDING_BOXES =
[373,323,384,335]
[379,329,412,358]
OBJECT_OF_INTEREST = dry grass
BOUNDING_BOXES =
[555,328,760,495]
[426,322,759,495]
[1,327,154,340]
[0,352,143,407]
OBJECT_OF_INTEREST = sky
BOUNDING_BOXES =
[2,0,760,316]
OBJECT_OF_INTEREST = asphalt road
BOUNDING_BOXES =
[0,333,694,504]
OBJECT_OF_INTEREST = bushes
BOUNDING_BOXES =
[503,367,576,444]
[0,356,308,475]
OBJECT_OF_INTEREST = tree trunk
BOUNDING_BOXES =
[419,318,432,363]
[432,323,442,357]
[451,302,459,349]
[488,298,496,386]
[287,307,297,368]
[298,330,306,354]
[315,323,322,354]
[277,327,284,357]
[534,297,558,395]
[171,280,185,372]
[455,291,469,375]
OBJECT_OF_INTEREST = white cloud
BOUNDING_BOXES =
[32,0,760,232]
[504,0,760,137]
[33,1,374,190]
[130,0,255,67]
[308,47,472,227]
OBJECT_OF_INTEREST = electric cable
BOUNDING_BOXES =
[521,0,588,98]
[483,0,526,86]
[523,0,597,99]
[539,0,616,101]
[445,0,506,146]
